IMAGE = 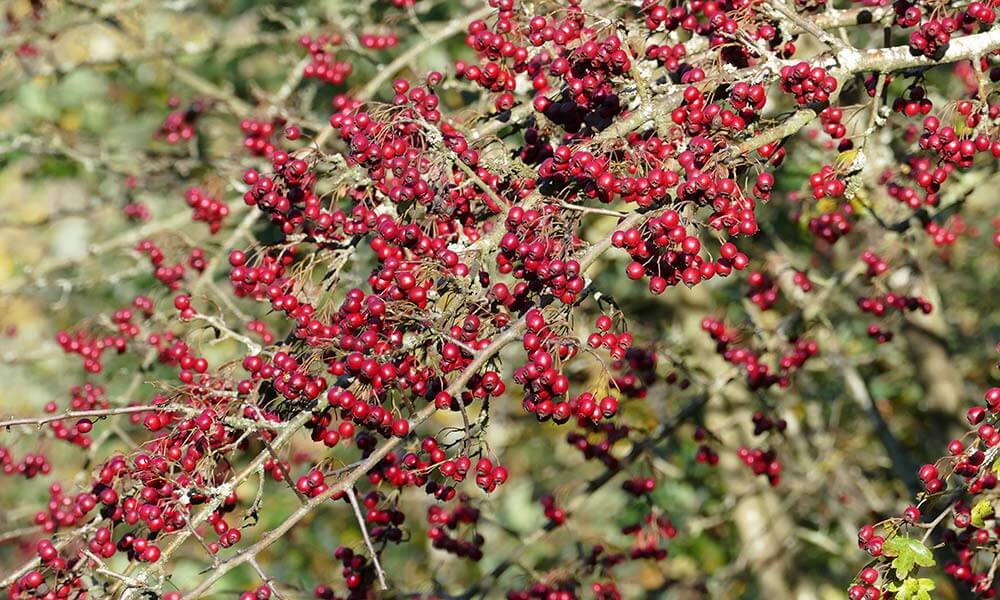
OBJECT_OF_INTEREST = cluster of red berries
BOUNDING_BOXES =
[359,32,399,49]
[358,490,406,543]
[919,116,1000,168]
[964,2,998,27]
[621,511,676,560]
[135,239,186,290]
[883,164,936,209]
[186,247,207,273]
[622,476,656,496]
[263,456,291,482]
[857,293,933,317]
[183,187,229,234]
[497,206,585,304]
[237,585,276,600]
[614,211,749,294]
[427,495,485,560]
[644,41,687,70]
[366,443,435,492]
[779,62,837,107]
[755,141,787,167]
[609,348,668,400]
[670,85,764,136]
[206,508,242,548]
[894,0,923,27]
[331,545,379,596]
[694,427,719,466]
[300,34,353,85]
[701,317,818,390]
[535,146,615,203]
[737,447,781,486]
[566,422,629,470]
[171,293,195,321]
[294,468,331,498]
[807,204,855,244]
[860,251,889,277]
[891,84,934,117]
[847,564,883,600]
[533,36,629,131]
[808,165,847,199]
[541,494,566,526]
[908,17,956,60]
[44,393,100,449]
[515,339,621,425]
[792,270,813,292]
[865,323,894,344]
[854,354,1000,593]
[473,457,508,492]
[0,447,50,479]
[817,105,847,141]
[242,350,327,409]
[55,329,126,373]
[123,200,150,221]
[240,118,283,157]
[246,319,276,344]
[228,249,293,300]
[156,97,206,144]
[751,410,787,435]
[954,98,997,134]
[925,214,969,247]
[586,315,633,360]
[746,271,778,310]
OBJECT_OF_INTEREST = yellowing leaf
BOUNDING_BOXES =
[836,149,859,169]
[972,500,995,527]
[817,198,839,214]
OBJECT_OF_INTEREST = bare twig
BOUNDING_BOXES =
[346,487,388,590]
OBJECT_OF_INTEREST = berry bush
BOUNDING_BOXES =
[1,0,999,598]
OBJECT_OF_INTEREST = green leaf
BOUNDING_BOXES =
[972,500,995,528]
[883,536,935,579]
[887,577,936,600]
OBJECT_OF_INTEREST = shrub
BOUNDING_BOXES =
[1,0,999,598]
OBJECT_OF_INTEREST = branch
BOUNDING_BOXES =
[176,205,655,599]
[313,5,494,147]
[768,0,849,51]
[346,487,387,590]
[736,28,1000,155]
[118,409,316,599]
[0,405,154,429]
[460,390,716,597]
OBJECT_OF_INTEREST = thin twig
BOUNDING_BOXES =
[346,487,388,590]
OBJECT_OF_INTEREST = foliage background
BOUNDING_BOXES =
[1,0,999,598]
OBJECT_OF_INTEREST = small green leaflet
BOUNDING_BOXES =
[971,500,995,528]
[882,536,935,579]
[887,577,935,600]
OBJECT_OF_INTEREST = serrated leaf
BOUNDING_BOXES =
[887,577,935,600]
[972,500,994,527]
[836,149,859,169]
[883,536,935,579]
